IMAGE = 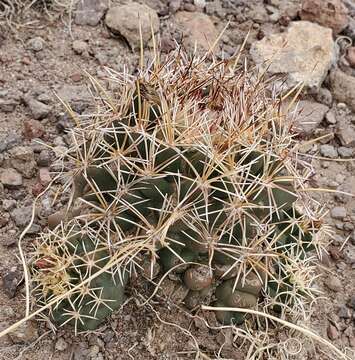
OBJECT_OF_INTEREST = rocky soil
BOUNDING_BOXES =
[0,0,354,359]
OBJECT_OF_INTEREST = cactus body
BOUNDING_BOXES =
[31,44,328,332]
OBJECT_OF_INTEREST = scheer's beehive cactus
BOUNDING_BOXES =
[30,46,330,332]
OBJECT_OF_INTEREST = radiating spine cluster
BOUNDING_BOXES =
[30,46,330,332]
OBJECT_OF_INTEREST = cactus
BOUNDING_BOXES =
[30,44,329,332]
[31,224,128,332]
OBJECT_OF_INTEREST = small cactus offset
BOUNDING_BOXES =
[30,45,330,332]
[31,223,128,332]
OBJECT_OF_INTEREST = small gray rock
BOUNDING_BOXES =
[325,275,342,292]
[330,69,355,112]
[10,146,34,161]
[315,87,333,107]
[246,4,269,23]
[343,222,354,231]
[268,6,281,22]
[37,92,51,104]
[2,199,16,211]
[89,345,100,357]
[325,110,337,125]
[335,173,345,184]
[335,222,344,230]
[1,268,21,298]
[0,132,21,153]
[0,99,18,113]
[169,0,181,13]
[292,100,329,135]
[331,206,347,219]
[0,169,23,189]
[0,90,8,98]
[335,184,351,203]
[72,40,88,54]
[9,146,36,178]
[338,305,351,318]
[26,223,41,234]
[75,0,109,26]
[24,97,51,120]
[53,136,66,147]
[336,260,347,270]
[55,337,68,351]
[30,140,46,153]
[336,118,355,147]
[37,149,51,167]
[0,213,10,228]
[55,84,91,111]
[320,144,338,158]
[338,146,353,158]
[103,330,114,343]
[27,37,44,52]
[11,206,34,228]
[343,246,355,264]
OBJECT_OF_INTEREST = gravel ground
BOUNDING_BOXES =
[0,0,354,359]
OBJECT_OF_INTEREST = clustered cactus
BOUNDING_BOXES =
[30,46,330,333]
